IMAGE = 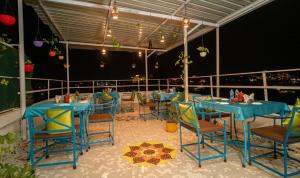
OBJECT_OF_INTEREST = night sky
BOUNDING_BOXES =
[1,0,299,80]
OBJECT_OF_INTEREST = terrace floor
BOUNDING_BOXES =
[21,104,299,178]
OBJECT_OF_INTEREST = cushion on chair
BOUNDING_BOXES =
[46,109,72,134]
[283,98,300,134]
[89,113,113,122]
[101,92,113,102]
[178,103,198,126]
[251,125,300,143]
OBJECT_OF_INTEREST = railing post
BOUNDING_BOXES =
[61,80,63,95]
[47,79,50,100]
[262,72,268,101]
[115,80,118,91]
[158,79,160,90]
[92,81,95,94]
[138,80,140,92]
[167,79,169,90]
[209,76,214,97]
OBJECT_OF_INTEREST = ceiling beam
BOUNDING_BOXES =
[38,0,65,40]
[137,0,192,46]
[45,0,218,27]
[218,0,273,26]
[59,41,167,52]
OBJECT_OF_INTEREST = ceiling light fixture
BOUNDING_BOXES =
[183,1,190,29]
[112,4,119,20]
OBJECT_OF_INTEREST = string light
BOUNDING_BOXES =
[102,48,106,55]
[160,35,165,43]
[106,29,112,37]
[138,51,142,57]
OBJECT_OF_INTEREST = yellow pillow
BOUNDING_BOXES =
[46,109,72,134]
[179,103,198,126]
[101,92,113,102]
[283,98,300,134]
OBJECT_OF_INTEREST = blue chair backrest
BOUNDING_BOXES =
[92,99,116,116]
[27,106,75,135]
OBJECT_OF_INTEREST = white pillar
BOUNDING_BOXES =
[66,43,70,94]
[183,27,188,102]
[18,0,27,140]
[145,50,148,99]
[216,27,220,97]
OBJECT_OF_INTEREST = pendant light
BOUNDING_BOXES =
[112,2,119,20]
[160,35,165,43]
[182,1,190,29]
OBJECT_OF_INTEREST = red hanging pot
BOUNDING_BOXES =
[0,14,16,26]
[25,64,34,73]
[49,51,56,57]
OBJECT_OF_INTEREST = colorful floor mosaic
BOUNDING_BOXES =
[122,142,176,166]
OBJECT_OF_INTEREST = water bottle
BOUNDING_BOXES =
[230,89,234,100]
[235,89,239,98]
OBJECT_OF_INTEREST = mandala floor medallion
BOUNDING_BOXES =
[122,142,176,166]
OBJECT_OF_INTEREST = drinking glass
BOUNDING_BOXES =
[55,95,61,103]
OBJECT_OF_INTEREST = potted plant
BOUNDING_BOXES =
[0,33,12,50]
[25,57,34,73]
[0,132,35,178]
[197,46,209,57]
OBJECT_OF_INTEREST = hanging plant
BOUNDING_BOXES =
[174,51,192,88]
[197,36,209,57]
[25,57,34,73]
[0,78,9,86]
[58,55,64,60]
[64,63,70,69]
[0,0,16,26]
[112,37,121,48]
[0,33,12,50]
[33,16,44,47]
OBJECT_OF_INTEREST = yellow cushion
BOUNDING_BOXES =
[178,103,198,126]
[101,92,113,102]
[46,109,72,134]
[283,98,300,134]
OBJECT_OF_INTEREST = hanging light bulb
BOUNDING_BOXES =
[138,51,142,57]
[102,48,106,55]
[106,29,112,37]
[132,63,136,69]
[155,62,159,69]
[182,1,190,29]
[112,5,119,20]
[160,35,165,43]
[139,29,142,35]
[100,62,105,68]
[183,17,190,29]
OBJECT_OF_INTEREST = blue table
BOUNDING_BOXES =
[196,99,290,167]
[24,100,92,151]
[151,92,176,119]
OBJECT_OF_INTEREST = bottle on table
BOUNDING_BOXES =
[235,89,239,98]
[230,89,234,100]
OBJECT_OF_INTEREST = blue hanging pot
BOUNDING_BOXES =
[33,40,44,47]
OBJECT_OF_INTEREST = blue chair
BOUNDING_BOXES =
[136,92,156,120]
[175,102,227,167]
[248,107,300,178]
[27,106,79,169]
[87,95,116,145]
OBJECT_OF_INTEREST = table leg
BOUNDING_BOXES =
[242,120,247,167]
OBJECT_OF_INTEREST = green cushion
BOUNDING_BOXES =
[179,103,198,126]
[283,98,300,134]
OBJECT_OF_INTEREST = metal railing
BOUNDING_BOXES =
[0,68,299,112]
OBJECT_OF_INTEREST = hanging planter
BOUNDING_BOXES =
[33,40,43,47]
[0,1,16,26]
[197,47,209,57]
[25,57,34,73]
[49,50,56,57]
[58,55,64,60]
[64,64,70,69]
[0,14,16,26]
[33,16,44,47]
[196,36,209,58]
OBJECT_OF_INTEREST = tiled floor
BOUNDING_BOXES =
[31,105,298,178]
